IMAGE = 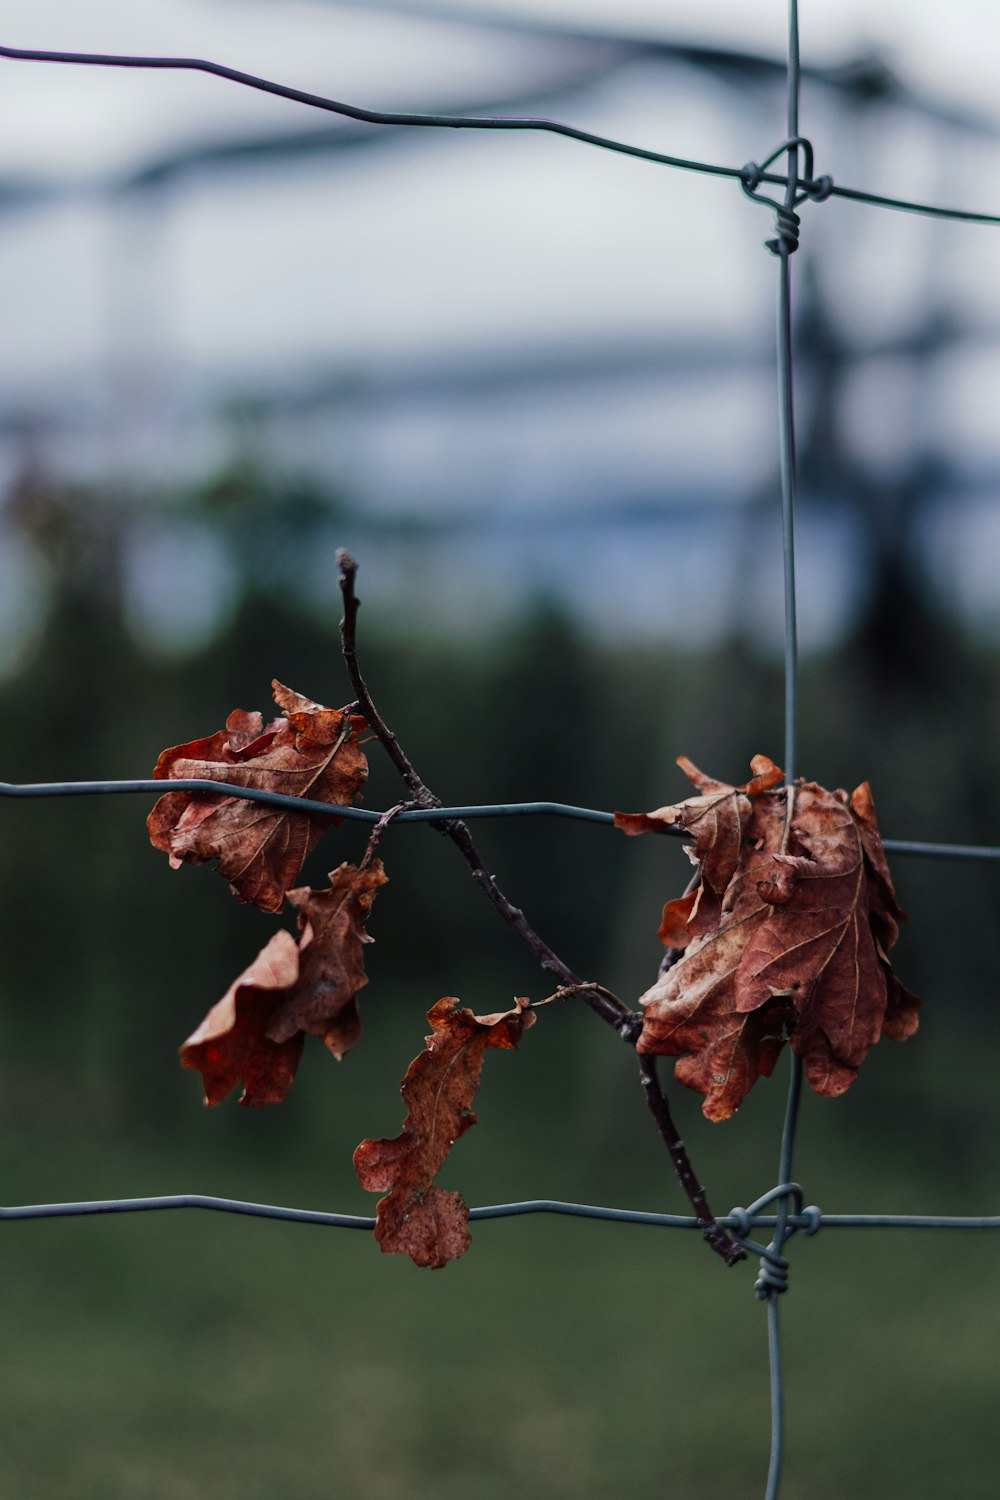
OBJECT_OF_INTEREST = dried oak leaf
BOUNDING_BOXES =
[148,681,368,913]
[181,860,386,1105]
[271,860,388,1059]
[617,754,784,943]
[180,929,304,1106]
[616,757,919,1121]
[354,997,535,1268]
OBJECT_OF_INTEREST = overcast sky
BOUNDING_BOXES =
[2,0,997,460]
[2,1,999,658]
[3,0,1000,180]
[3,1,996,398]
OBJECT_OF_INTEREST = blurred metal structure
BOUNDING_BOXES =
[3,7,1000,657]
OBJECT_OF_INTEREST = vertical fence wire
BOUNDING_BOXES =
[766,5,803,1493]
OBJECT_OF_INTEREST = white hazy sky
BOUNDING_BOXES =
[2,0,998,474]
[1,1,997,439]
[1,1,999,657]
[2,0,1000,181]
[2,0,996,396]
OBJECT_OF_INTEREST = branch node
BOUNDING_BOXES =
[616,1012,644,1044]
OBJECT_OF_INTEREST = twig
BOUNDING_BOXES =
[536,981,628,1010]
[639,1056,746,1267]
[338,550,628,1032]
[338,556,437,806]
[336,549,739,1262]
[360,800,416,868]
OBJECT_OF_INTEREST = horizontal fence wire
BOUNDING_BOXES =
[2,779,1000,861]
[3,41,1000,227]
[3,1194,1000,1232]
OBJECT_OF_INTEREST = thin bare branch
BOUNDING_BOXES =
[336,549,740,1261]
[639,1055,746,1266]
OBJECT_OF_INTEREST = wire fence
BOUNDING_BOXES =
[3,6,1000,1498]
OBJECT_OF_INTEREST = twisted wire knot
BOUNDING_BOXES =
[765,203,802,257]
[728,1205,754,1239]
[806,174,834,203]
[740,137,832,256]
[729,1184,821,1298]
[799,1203,822,1236]
[754,1247,790,1299]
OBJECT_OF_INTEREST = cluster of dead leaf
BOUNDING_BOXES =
[150,686,917,1268]
[616,755,919,1121]
[149,681,534,1269]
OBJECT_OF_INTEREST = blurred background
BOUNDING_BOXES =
[3,2,1000,1496]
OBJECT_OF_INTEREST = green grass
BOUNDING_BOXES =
[2,1131,999,1500]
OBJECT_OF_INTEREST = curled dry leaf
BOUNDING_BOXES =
[148,681,368,912]
[354,997,535,1268]
[272,860,388,1060]
[180,928,305,1107]
[181,860,386,1105]
[616,757,919,1121]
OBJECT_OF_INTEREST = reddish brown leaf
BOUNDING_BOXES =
[181,860,386,1104]
[850,780,908,951]
[883,971,921,1042]
[616,754,783,909]
[657,889,699,948]
[148,681,368,913]
[180,929,304,1106]
[671,993,793,1123]
[269,860,388,1060]
[735,784,889,1098]
[624,758,918,1120]
[354,997,535,1268]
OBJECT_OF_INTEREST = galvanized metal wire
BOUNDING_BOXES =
[3,779,998,861]
[2,9,1000,1499]
[3,1193,1000,1233]
[2,39,1000,227]
[760,7,805,1492]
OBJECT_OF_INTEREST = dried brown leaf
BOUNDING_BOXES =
[270,860,388,1059]
[180,861,386,1104]
[735,784,887,1098]
[354,997,535,1268]
[657,889,699,949]
[624,757,918,1120]
[180,929,304,1106]
[616,753,783,907]
[148,681,368,912]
